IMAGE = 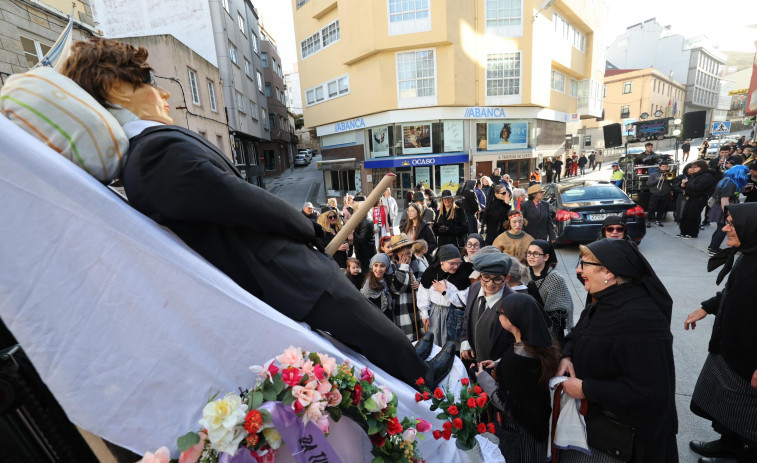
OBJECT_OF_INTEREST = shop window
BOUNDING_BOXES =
[434,164,464,193]
[475,121,530,151]
[264,150,276,171]
[325,170,357,196]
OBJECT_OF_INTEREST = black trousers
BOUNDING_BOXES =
[647,193,670,222]
[554,170,561,182]
[680,196,707,237]
[709,221,727,250]
[304,281,431,386]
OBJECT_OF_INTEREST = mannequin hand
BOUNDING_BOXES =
[684,308,707,330]
[557,357,575,377]
[461,349,475,361]
[563,377,584,399]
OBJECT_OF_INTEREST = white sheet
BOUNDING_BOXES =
[0,114,476,461]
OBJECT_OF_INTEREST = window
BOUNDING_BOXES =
[244,59,251,77]
[485,0,522,36]
[20,36,51,69]
[250,100,258,119]
[553,13,584,52]
[622,81,632,94]
[620,105,630,119]
[396,50,436,104]
[261,107,268,128]
[296,0,310,8]
[300,20,340,58]
[207,80,217,112]
[584,135,592,147]
[251,33,258,54]
[388,0,431,35]
[272,57,277,73]
[238,13,245,33]
[269,115,275,129]
[569,78,578,97]
[236,92,246,113]
[551,70,565,92]
[262,52,268,67]
[222,0,229,13]
[228,42,237,64]
[486,52,521,97]
[304,74,350,107]
[187,69,200,105]
[265,83,272,97]
[256,71,263,92]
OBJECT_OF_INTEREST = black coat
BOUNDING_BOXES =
[354,216,377,273]
[481,198,511,245]
[701,252,757,380]
[460,180,480,214]
[495,349,552,440]
[521,200,556,241]
[563,284,678,445]
[434,206,468,248]
[123,126,337,321]
[684,170,717,199]
[416,220,437,255]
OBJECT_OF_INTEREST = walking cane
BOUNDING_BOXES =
[410,272,421,340]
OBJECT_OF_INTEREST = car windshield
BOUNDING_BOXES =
[561,186,628,202]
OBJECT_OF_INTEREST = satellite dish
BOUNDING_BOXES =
[640,112,649,120]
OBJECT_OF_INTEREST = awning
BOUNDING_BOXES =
[317,158,363,171]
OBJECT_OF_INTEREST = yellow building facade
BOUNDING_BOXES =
[293,0,606,196]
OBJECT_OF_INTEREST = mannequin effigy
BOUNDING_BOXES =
[60,37,454,389]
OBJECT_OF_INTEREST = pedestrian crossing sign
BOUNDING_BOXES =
[711,121,731,134]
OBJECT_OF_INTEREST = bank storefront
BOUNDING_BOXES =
[316,106,569,199]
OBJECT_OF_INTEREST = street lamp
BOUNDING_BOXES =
[672,118,682,163]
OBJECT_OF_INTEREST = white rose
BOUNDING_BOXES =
[363,391,388,413]
[199,393,247,455]
[402,427,417,443]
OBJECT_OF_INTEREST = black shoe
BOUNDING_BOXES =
[700,225,706,230]
[425,341,456,388]
[698,458,738,463]
[414,331,435,360]
[656,221,664,227]
[690,439,743,458]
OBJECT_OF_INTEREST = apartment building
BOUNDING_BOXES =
[90,0,270,186]
[258,25,298,176]
[292,0,606,198]
[0,0,97,84]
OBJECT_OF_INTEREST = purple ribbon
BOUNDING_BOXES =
[257,401,342,463]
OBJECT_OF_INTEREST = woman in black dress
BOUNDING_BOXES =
[558,239,678,462]
[433,189,468,248]
[481,184,512,245]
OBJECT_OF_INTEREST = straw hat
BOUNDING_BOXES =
[388,233,418,253]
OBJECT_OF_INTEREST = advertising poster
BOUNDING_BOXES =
[402,123,432,154]
[414,166,431,190]
[370,126,389,157]
[486,121,528,150]
[440,165,460,192]
[443,120,464,152]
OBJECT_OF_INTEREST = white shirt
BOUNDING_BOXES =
[123,120,164,139]
[417,280,465,320]
[460,286,505,352]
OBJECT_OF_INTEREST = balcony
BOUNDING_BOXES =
[576,78,603,119]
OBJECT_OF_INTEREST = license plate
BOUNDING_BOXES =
[589,213,619,221]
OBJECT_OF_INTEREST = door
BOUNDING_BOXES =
[476,161,492,178]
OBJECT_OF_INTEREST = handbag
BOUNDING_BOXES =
[585,412,635,462]
[707,178,732,208]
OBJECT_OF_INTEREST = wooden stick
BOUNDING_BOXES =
[325,173,396,256]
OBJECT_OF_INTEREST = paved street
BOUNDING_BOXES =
[268,152,740,460]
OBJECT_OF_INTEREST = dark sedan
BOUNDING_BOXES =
[543,181,646,245]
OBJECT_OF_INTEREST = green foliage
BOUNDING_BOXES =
[176,431,200,453]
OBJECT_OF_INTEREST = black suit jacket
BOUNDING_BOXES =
[461,281,515,361]
[122,125,337,320]
[522,200,556,241]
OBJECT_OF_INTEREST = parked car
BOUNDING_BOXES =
[294,154,309,167]
[543,181,646,245]
[298,149,313,161]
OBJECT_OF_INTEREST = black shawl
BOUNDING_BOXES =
[419,261,473,290]
[707,203,757,284]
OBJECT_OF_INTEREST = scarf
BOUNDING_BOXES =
[419,262,474,291]
[708,203,757,284]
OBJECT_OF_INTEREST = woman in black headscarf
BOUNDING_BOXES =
[475,294,559,463]
[685,203,757,462]
[557,239,678,463]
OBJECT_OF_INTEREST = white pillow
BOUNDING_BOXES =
[0,66,128,182]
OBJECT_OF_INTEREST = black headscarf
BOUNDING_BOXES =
[530,239,557,267]
[587,238,673,324]
[420,245,473,290]
[497,293,553,347]
[708,203,757,284]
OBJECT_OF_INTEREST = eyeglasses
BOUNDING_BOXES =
[724,219,735,229]
[605,226,625,232]
[444,260,462,267]
[466,243,481,249]
[480,274,506,284]
[142,70,158,88]
[525,251,544,257]
[578,259,603,270]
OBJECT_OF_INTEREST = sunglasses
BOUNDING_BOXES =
[605,226,625,232]
[142,70,158,88]
[578,259,603,270]
[328,215,337,219]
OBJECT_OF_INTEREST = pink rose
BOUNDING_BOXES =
[316,414,330,434]
[276,346,304,368]
[292,383,321,408]
[326,389,342,407]
[318,354,337,377]
[281,367,303,387]
[360,367,375,384]
[316,379,332,395]
[313,364,325,381]
[137,447,170,463]
[178,432,206,463]
[415,419,432,433]
[300,360,315,376]
[402,427,417,442]
[303,402,325,423]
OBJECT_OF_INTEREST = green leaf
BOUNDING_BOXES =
[176,431,200,453]
[327,406,342,422]
[250,391,264,410]
[363,397,377,412]
[309,352,320,363]
[259,409,272,423]
[281,392,296,406]
[263,387,277,402]
[371,456,386,463]
[429,403,438,411]
[272,375,286,395]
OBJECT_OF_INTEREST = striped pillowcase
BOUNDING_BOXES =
[0,67,128,183]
